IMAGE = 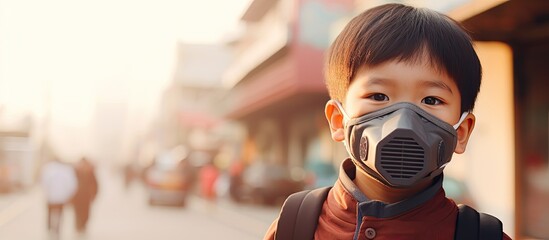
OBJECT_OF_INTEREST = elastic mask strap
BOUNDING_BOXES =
[453,112,469,130]
[334,100,351,124]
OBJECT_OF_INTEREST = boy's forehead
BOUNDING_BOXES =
[351,59,457,92]
[356,53,454,79]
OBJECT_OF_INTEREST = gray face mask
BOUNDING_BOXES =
[335,102,468,188]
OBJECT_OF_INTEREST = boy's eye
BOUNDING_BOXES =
[422,96,442,105]
[368,93,389,101]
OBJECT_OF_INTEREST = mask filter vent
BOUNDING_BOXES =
[379,137,425,179]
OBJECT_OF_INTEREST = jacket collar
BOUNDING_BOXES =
[338,158,443,218]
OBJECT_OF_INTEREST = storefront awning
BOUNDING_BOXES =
[224,53,327,120]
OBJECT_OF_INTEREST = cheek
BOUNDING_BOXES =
[430,110,459,126]
[428,98,462,125]
[343,96,362,118]
[344,99,376,119]
[419,102,456,123]
[344,93,381,118]
[449,103,463,125]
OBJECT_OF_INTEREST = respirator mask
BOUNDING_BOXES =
[335,101,468,188]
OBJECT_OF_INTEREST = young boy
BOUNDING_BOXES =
[264,3,511,240]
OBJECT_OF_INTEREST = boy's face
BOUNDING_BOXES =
[326,55,475,154]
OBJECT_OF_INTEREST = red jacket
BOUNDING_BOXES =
[264,159,511,240]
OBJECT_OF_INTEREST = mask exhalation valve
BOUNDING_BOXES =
[360,136,368,161]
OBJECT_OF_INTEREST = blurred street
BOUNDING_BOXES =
[0,168,278,240]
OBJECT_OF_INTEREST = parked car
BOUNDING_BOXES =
[144,153,195,207]
[239,162,305,205]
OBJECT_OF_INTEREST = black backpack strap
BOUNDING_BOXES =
[276,190,310,240]
[275,187,331,240]
[455,204,479,240]
[455,204,503,240]
[294,187,332,239]
[479,211,503,240]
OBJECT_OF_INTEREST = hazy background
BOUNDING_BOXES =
[0,0,249,162]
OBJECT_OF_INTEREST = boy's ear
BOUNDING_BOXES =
[454,113,476,154]
[325,100,345,142]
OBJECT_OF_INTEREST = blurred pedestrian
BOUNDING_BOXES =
[228,160,245,202]
[40,158,78,239]
[199,161,219,201]
[177,158,196,192]
[72,157,98,234]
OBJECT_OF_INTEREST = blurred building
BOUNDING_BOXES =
[223,0,352,186]
[153,43,237,167]
[223,0,353,189]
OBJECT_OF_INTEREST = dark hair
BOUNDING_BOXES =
[325,3,481,113]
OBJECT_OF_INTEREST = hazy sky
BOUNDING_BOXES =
[0,0,250,161]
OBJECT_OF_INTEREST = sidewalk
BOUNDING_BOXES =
[187,195,279,238]
[0,192,20,214]
[0,186,53,240]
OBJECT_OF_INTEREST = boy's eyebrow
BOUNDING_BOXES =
[366,77,454,95]
[421,80,454,94]
[366,77,394,87]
